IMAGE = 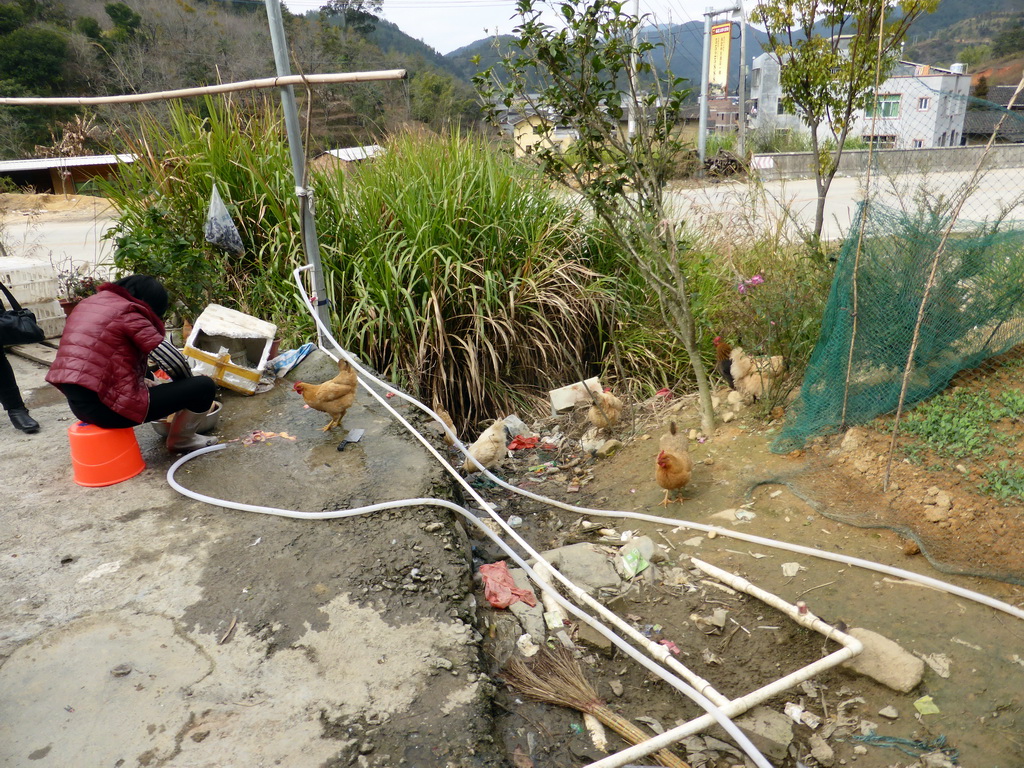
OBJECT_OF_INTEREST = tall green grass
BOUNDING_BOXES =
[98,97,831,427]
[98,96,308,330]
[313,130,619,428]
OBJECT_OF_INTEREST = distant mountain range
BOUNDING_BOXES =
[442,1,1024,91]
[445,21,771,99]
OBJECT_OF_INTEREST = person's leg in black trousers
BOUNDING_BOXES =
[0,348,39,433]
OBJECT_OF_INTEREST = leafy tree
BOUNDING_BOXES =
[0,3,25,34]
[752,0,938,246]
[410,70,475,129]
[105,1,142,42]
[75,15,102,40]
[993,17,1024,58]
[0,26,69,91]
[476,0,717,431]
[974,74,989,101]
[957,43,991,69]
[322,0,380,40]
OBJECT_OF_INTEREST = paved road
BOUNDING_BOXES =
[668,165,1024,241]
[1,201,115,270]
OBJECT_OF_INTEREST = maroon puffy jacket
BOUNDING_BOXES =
[46,284,166,423]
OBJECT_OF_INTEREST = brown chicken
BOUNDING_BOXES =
[729,346,787,401]
[713,336,735,389]
[293,358,358,431]
[433,396,457,447]
[654,421,693,506]
[587,389,623,430]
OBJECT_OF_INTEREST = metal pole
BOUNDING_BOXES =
[264,0,331,334]
[737,3,747,157]
[698,8,713,165]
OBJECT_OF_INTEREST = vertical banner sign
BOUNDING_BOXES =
[709,22,733,98]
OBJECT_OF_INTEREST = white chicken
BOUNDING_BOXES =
[462,418,509,472]
[729,347,787,401]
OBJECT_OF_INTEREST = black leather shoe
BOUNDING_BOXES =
[9,408,40,434]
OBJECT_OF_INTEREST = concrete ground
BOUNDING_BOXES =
[0,348,502,768]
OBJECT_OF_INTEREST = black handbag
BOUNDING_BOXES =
[0,279,46,346]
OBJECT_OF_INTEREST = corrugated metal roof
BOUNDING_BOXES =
[324,145,384,162]
[0,154,135,173]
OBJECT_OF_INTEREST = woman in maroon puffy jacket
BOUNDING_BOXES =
[46,275,219,452]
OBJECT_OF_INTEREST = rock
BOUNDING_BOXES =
[625,536,656,561]
[596,439,622,458]
[576,622,613,655]
[711,396,721,409]
[726,390,745,406]
[689,429,699,440]
[721,411,736,423]
[842,628,925,692]
[532,543,621,595]
[921,751,956,768]
[808,733,834,766]
[878,705,899,719]
[853,745,868,755]
[724,705,793,762]
[710,508,739,521]
[609,679,624,697]
[840,427,868,452]
[923,505,948,523]
[507,568,546,640]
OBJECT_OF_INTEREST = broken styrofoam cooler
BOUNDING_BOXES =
[0,256,60,305]
[548,376,602,414]
[26,298,66,339]
[183,304,277,395]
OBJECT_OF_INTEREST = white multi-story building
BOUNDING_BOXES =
[749,52,970,149]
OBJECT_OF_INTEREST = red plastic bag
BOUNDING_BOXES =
[479,561,537,609]
[508,435,539,450]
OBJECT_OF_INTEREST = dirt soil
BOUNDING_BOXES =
[473,377,1024,768]
[2,193,1022,767]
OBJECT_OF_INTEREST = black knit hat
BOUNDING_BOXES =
[115,275,169,319]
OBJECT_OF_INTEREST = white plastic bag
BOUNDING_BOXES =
[204,183,244,255]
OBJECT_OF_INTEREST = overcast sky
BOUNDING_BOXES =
[284,0,740,56]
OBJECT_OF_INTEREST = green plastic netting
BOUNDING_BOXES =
[772,200,1024,453]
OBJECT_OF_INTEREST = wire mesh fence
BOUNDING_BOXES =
[759,74,1024,585]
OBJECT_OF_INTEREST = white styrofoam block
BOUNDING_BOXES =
[548,376,602,413]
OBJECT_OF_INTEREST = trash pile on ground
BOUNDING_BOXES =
[440,381,965,768]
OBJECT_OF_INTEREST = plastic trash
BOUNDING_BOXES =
[478,561,537,609]
[204,183,244,255]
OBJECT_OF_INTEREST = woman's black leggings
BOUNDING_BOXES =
[61,376,217,429]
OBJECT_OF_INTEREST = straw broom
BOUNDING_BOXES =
[501,646,691,768]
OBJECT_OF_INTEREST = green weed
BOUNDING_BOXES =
[979,461,1024,503]
[901,389,1002,459]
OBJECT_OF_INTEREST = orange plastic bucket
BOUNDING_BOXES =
[68,422,146,487]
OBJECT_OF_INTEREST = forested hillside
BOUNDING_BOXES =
[0,0,477,160]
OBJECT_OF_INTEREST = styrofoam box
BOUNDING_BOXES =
[25,299,66,339]
[183,304,276,396]
[0,257,60,305]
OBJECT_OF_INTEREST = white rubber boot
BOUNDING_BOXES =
[165,409,219,453]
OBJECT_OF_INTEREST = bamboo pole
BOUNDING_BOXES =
[0,70,407,107]
[839,5,887,429]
